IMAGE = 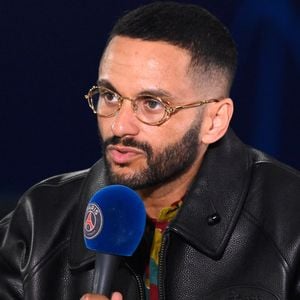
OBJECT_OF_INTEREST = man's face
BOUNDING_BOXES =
[98,36,207,189]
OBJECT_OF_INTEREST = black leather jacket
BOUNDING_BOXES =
[1,130,300,299]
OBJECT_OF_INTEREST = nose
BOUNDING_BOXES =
[111,100,140,137]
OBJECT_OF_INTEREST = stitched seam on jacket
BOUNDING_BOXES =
[0,213,11,227]
[242,210,290,271]
[23,238,70,284]
[13,171,88,216]
[253,160,299,177]
[26,170,88,190]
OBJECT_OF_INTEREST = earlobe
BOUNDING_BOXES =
[201,98,234,144]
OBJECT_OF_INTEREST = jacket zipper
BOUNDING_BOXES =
[125,262,146,300]
[158,230,170,300]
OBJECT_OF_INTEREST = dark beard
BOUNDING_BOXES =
[102,120,201,189]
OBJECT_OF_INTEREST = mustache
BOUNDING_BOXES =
[103,136,153,157]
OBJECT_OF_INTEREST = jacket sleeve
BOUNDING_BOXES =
[0,198,32,299]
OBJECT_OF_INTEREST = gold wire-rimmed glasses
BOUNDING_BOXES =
[84,85,221,126]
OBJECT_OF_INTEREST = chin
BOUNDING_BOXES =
[110,164,137,178]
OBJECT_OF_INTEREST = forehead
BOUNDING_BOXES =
[99,36,197,97]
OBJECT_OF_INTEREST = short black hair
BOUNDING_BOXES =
[108,1,238,89]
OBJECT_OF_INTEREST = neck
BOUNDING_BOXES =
[138,153,205,219]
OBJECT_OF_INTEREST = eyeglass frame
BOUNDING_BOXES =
[84,85,223,126]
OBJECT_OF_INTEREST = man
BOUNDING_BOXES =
[1,2,300,300]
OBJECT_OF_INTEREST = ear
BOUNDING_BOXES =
[201,98,234,144]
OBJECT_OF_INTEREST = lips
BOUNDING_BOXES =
[107,145,144,164]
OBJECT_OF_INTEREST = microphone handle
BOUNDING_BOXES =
[92,253,121,296]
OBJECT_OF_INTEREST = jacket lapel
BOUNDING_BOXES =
[170,129,253,259]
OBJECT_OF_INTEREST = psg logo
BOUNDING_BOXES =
[83,203,103,239]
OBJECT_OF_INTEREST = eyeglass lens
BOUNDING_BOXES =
[90,87,167,124]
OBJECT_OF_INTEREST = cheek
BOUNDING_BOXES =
[164,119,194,139]
[98,117,111,138]
[147,126,185,151]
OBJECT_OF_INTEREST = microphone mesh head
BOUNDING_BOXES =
[83,185,146,256]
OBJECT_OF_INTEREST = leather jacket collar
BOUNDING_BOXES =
[69,129,253,270]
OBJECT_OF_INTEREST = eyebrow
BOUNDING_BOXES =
[97,79,118,92]
[97,79,174,99]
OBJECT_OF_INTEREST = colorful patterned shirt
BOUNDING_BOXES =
[144,202,181,300]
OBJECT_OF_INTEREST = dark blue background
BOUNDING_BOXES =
[1,0,299,214]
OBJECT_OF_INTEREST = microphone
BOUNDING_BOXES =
[83,185,146,297]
